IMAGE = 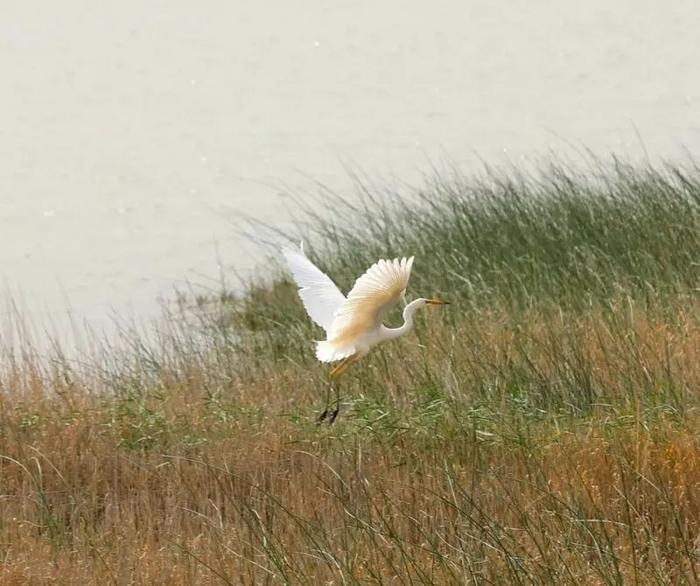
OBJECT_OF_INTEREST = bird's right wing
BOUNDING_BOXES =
[328,256,414,345]
[282,247,346,334]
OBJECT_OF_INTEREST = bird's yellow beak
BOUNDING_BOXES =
[426,298,450,305]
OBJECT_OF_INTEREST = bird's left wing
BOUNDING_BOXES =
[282,247,346,334]
[328,256,414,344]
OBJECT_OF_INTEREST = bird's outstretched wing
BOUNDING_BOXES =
[282,247,346,334]
[328,257,414,346]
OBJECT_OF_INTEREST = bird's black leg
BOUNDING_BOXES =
[317,381,331,423]
[328,381,341,424]
[319,354,356,424]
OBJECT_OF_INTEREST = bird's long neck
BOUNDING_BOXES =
[382,299,424,341]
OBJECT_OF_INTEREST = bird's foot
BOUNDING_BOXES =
[328,407,340,424]
[316,406,340,424]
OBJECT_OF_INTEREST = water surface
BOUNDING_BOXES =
[2,0,699,340]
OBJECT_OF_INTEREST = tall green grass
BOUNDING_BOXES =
[276,160,699,306]
[230,159,699,377]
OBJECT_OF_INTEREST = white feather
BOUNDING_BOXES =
[327,256,414,342]
[282,247,346,334]
[315,340,355,362]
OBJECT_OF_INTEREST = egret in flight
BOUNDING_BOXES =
[283,246,448,421]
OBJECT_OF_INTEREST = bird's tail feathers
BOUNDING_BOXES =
[316,340,355,363]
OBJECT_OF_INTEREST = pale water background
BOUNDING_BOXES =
[2,0,700,344]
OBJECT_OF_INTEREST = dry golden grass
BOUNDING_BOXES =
[0,297,699,584]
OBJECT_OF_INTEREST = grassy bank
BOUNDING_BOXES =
[1,161,700,584]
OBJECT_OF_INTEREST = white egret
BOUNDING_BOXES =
[283,246,449,421]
